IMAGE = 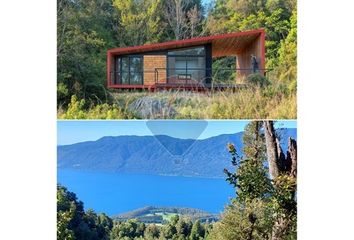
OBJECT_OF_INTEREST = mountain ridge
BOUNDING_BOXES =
[58,129,296,178]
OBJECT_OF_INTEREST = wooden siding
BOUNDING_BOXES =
[235,33,263,83]
[143,55,166,85]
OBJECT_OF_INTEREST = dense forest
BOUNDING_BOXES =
[57,0,297,119]
[58,184,212,240]
[57,121,297,239]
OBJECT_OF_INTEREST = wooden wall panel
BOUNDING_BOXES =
[143,55,167,85]
[235,34,263,83]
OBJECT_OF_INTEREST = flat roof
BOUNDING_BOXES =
[108,29,264,58]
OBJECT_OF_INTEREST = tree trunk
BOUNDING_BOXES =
[263,121,297,240]
[288,137,297,178]
[263,121,280,179]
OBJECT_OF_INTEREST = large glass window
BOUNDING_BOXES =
[129,57,143,84]
[167,46,206,83]
[167,46,205,56]
[115,56,143,85]
[121,57,130,84]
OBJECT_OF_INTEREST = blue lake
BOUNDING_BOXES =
[57,169,235,216]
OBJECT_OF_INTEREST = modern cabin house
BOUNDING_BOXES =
[107,29,265,90]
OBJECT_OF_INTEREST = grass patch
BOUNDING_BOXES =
[57,87,297,119]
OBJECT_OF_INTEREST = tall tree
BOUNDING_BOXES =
[110,219,146,239]
[276,10,297,93]
[224,121,272,202]
[187,5,202,38]
[211,121,297,240]
[190,220,205,240]
[57,0,117,106]
[164,0,189,40]
[144,224,161,239]
[263,120,297,240]
[228,0,267,16]
[163,0,204,40]
[113,0,162,46]
[57,184,113,240]
[213,121,274,240]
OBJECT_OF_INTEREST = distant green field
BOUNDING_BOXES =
[154,212,179,221]
[114,206,219,224]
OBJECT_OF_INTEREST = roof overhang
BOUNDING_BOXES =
[108,29,265,58]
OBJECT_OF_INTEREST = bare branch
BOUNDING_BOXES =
[187,5,200,38]
[164,0,191,40]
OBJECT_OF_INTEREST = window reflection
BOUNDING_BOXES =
[116,56,143,85]
[167,46,205,56]
[167,46,206,83]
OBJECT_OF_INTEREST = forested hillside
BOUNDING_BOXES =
[57,129,296,177]
[57,0,297,119]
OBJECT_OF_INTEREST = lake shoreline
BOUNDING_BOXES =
[58,169,234,215]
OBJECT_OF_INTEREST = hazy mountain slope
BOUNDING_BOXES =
[58,129,296,177]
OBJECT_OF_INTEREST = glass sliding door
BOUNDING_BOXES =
[115,56,143,85]
[187,57,205,81]
[114,58,120,84]
[167,46,206,84]
[121,57,130,84]
[168,56,188,78]
[129,57,143,85]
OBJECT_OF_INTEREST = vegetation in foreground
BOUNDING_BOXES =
[58,185,212,240]
[57,0,297,119]
[209,121,297,240]
[57,121,297,239]
[58,86,296,119]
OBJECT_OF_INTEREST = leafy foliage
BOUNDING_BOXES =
[274,10,297,93]
[58,185,211,240]
[190,220,206,240]
[57,0,118,106]
[110,219,146,240]
[57,184,113,240]
[109,214,210,240]
[245,73,270,87]
[210,121,297,239]
[58,95,130,119]
[208,199,273,240]
[224,122,272,202]
[113,0,163,46]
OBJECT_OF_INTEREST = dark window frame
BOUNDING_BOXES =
[115,55,144,85]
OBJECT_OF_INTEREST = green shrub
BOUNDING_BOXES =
[58,95,130,119]
[245,74,270,88]
[208,200,273,240]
